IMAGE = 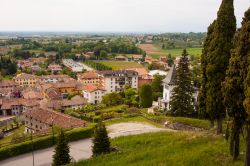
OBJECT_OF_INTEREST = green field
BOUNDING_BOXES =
[71,131,244,166]
[149,47,202,59]
[97,61,145,70]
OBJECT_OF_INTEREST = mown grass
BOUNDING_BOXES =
[98,61,145,70]
[149,47,202,59]
[105,116,164,128]
[70,131,244,166]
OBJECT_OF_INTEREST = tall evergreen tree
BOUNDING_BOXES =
[237,7,250,166]
[198,21,216,123]
[169,50,194,117]
[52,129,71,166]
[139,84,153,108]
[204,0,236,134]
[222,7,250,159]
[92,121,111,156]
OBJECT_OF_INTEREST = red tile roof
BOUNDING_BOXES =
[77,71,99,79]
[23,108,87,129]
[82,85,105,92]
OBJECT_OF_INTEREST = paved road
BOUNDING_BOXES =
[0,122,169,166]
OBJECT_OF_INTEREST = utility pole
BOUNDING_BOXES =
[51,115,55,145]
[29,109,35,166]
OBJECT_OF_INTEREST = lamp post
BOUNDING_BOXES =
[51,114,55,145]
[29,109,35,166]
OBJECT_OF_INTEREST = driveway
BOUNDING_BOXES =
[0,122,168,166]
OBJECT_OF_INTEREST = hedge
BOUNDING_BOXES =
[0,124,95,161]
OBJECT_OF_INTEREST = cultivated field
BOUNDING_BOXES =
[97,61,145,70]
[139,44,202,59]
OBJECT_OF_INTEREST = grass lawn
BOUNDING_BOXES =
[105,116,164,128]
[70,131,244,166]
[97,61,145,70]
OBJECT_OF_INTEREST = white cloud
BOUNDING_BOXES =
[0,0,249,32]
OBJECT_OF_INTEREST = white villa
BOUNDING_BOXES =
[158,65,198,110]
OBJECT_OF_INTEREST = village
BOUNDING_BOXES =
[1,0,249,165]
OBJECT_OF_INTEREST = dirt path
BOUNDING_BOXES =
[0,122,170,166]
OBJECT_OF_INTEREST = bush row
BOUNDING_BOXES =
[0,124,95,161]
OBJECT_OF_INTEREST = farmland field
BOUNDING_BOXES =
[97,61,145,70]
[139,44,202,59]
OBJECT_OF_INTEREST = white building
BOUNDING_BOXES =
[158,65,199,110]
[149,70,168,76]
[62,59,84,72]
[98,70,138,93]
[158,65,177,110]
[82,85,106,104]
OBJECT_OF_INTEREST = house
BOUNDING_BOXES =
[0,81,22,98]
[82,85,106,104]
[98,70,138,93]
[159,56,167,62]
[0,98,39,116]
[62,95,87,110]
[158,65,177,110]
[128,68,153,88]
[0,80,18,90]
[132,55,144,62]
[47,64,62,73]
[39,95,87,111]
[77,71,100,86]
[13,73,39,87]
[39,75,73,83]
[115,55,128,61]
[31,65,41,72]
[145,56,159,64]
[23,108,87,133]
[158,65,198,110]
[22,87,44,100]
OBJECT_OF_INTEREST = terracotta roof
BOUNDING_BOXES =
[132,55,143,59]
[0,98,39,110]
[40,75,71,80]
[128,68,148,76]
[83,85,105,92]
[0,80,18,88]
[23,108,87,129]
[62,95,87,106]
[22,89,43,100]
[77,71,99,79]
[14,73,38,80]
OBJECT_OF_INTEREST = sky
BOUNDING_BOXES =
[0,0,249,33]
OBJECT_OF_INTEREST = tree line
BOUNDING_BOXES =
[198,0,250,164]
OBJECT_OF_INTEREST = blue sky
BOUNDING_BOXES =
[0,0,249,32]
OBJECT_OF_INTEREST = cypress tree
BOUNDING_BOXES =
[198,21,216,123]
[222,7,250,159]
[139,84,153,108]
[52,129,71,166]
[205,0,236,134]
[169,50,194,117]
[92,121,111,156]
[238,7,250,166]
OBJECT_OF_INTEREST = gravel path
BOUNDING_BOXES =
[0,122,170,166]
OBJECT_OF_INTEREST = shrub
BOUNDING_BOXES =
[0,125,95,161]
